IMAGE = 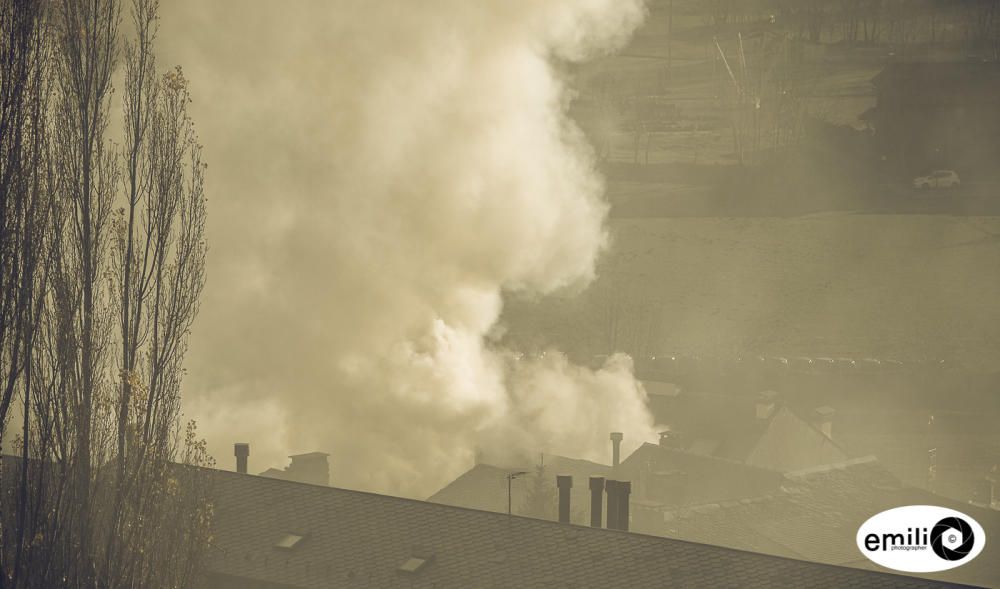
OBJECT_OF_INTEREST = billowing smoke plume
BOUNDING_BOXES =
[160,0,654,496]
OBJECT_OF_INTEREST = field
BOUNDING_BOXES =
[502,214,1000,500]
[500,2,1000,502]
[507,214,1000,367]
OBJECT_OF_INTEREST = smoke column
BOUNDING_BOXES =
[160,0,654,496]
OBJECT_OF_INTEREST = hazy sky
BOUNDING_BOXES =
[155,0,655,497]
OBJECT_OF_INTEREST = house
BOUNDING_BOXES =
[428,433,787,528]
[865,62,1000,175]
[259,451,331,486]
[201,463,975,589]
[428,398,845,533]
[615,442,785,535]
[427,454,613,525]
[0,453,983,587]
[654,456,1000,588]
[646,386,850,472]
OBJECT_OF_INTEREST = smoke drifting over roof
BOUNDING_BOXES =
[157,0,653,496]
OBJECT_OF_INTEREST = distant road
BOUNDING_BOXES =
[608,179,1000,218]
[865,181,1000,215]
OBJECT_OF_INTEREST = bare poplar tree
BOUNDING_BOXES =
[45,1,120,581]
[2,1,212,587]
[0,0,50,584]
[101,0,211,584]
[0,0,47,441]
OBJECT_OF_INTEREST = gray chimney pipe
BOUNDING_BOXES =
[589,476,605,528]
[610,432,623,467]
[556,475,572,524]
[234,443,250,474]
[605,480,619,530]
[617,481,632,531]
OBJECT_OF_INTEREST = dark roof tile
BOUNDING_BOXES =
[658,458,1000,588]
[204,467,973,589]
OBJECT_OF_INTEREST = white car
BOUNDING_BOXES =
[913,170,960,190]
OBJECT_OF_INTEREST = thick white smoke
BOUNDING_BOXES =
[162,0,654,496]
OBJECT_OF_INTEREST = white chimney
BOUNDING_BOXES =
[610,432,624,467]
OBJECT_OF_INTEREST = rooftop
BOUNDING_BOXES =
[203,466,976,589]
[643,386,850,471]
[657,457,1000,588]
[618,442,784,508]
[427,455,613,523]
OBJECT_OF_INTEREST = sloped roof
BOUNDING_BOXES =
[427,455,614,524]
[203,467,972,589]
[617,442,784,507]
[658,457,1000,588]
[428,463,518,513]
[745,407,848,471]
[647,388,850,471]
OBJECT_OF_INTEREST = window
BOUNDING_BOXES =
[275,533,304,549]
[398,557,430,574]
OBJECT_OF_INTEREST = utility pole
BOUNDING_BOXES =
[507,471,527,515]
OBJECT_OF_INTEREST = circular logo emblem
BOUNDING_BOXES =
[857,505,986,572]
[930,516,974,561]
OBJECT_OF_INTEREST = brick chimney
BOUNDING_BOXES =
[610,432,624,467]
[589,476,605,528]
[556,475,572,524]
[234,443,250,474]
[813,406,835,439]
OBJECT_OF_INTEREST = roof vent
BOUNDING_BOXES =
[275,533,305,549]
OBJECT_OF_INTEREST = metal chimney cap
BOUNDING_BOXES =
[234,443,250,456]
[610,432,624,442]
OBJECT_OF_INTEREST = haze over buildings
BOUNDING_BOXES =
[2,0,1000,587]
[157,0,657,497]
